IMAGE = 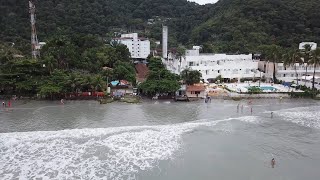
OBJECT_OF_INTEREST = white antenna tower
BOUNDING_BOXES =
[29,1,40,59]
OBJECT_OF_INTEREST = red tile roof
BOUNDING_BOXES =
[187,85,206,92]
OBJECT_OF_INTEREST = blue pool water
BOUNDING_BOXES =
[260,86,277,91]
[246,86,277,91]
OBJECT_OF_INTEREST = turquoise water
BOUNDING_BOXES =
[260,86,277,91]
[246,86,277,91]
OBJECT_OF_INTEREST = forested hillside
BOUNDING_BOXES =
[1,0,320,54]
[0,0,205,53]
[192,0,320,53]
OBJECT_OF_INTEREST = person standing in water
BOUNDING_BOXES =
[271,158,276,168]
[237,103,240,113]
[250,107,253,114]
[271,112,273,118]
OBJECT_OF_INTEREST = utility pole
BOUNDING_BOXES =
[29,1,40,59]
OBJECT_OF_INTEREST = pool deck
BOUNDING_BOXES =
[225,83,304,93]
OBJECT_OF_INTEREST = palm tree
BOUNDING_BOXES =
[310,48,320,93]
[283,49,303,86]
[176,45,186,73]
[263,45,282,83]
[301,44,313,85]
[92,75,106,92]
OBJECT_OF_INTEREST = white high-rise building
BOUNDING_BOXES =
[113,33,150,59]
[162,26,168,59]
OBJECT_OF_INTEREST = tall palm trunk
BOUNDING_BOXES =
[305,65,308,86]
[273,62,276,83]
[312,63,316,91]
[294,64,298,86]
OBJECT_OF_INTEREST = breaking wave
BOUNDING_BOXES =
[276,106,320,129]
[0,116,258,180]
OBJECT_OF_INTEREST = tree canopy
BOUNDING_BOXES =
[2,0,320,54]
[0,35,136,98]
[180,68,202,85]
[139,57,180,96]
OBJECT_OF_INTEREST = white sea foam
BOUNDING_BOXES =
[276,106,320,129]
[0,116,258,179]
[235,116,260,124]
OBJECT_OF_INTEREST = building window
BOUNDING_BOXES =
[191,91,201,95]
[283,74,286,77]
[218,70,220,73]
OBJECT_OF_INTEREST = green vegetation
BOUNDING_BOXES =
[139,57,180,96]
[0,35,136,99]
[281,45,320,97]
[247,86,263,94]
[290,86,320,98]
[1,0,320,54]
[180,68,202,85]
[2,0,320,98]
[192,0,320,53]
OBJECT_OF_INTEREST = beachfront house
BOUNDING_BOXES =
[186,84,206,98]
[110,80,134,96]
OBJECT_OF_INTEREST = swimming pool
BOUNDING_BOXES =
[245,86,277,91]
[260,86,277,91]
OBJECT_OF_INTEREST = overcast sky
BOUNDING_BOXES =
[188,0,219,5]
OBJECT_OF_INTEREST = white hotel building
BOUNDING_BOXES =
[164,47,261,82]
[113,33,150,59]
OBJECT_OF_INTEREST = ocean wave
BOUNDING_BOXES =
[0,116,258,180]
[275,106,320,129]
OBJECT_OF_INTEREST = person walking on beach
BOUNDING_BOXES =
[237,103,240,113]
[271,158,276,168]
